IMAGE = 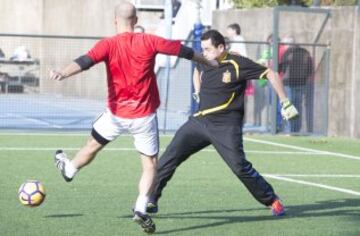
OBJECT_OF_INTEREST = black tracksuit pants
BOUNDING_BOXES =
[151,116,277,206]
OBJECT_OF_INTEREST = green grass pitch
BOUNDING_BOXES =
[0,133,359,236]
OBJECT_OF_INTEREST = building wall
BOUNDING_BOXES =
[327,7,356,137]
[351,7,360,138]
[0,0,43,34]
[40,0,116,100]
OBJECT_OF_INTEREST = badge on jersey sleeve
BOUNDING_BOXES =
[222,70,231,83]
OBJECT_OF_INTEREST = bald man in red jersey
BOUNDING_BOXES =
[49,1,217,233]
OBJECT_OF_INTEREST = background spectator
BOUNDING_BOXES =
[226,23,253,97]
[256,34,288,130]
[279,36,314,132]
[226,23,247,57]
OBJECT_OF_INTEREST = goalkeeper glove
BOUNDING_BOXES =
[192,92,200,103]
[280,99,299,120]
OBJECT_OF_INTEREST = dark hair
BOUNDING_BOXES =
[201,30,226,48]
[227,23,241,35]
[266,33,280,43]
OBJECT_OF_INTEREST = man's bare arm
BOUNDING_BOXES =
[49,62,82,81]
[192,68,201,103]
[265,69,299,120]
[265,69,287,102]
[193,68,201,94]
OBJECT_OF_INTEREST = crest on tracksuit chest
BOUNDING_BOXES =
[222,70,232,83]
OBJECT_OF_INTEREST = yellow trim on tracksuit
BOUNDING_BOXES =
[193,92,236,117]
[221,60,239,79]
[259,68,270,80]
[217,52,228,62]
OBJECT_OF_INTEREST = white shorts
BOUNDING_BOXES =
[92,109,159,156]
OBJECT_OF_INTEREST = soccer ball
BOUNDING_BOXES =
[18,180,46,207]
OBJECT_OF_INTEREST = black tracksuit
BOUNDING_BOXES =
[151,52,277,206]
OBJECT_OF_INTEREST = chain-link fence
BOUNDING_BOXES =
[157,38,330,135]
[0,34,197,132]
[270,6,331,135]
[0,34,105,131]
[239,41,330,135]
[0,34,330,134]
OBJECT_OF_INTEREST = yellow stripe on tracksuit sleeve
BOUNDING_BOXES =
[259,68,270,80]
[221,60,239,79]
[193,92,236,117]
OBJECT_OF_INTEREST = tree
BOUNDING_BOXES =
[232,0,311,8]
[324,0,357,5]
[231,0,356,8]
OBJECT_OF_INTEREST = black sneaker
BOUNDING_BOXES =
[146,202,158,214]
[54,150,73,182]
[133,211,156,234]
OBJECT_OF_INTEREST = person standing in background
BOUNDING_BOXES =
[226,23,247,57]
[279,36,313,133]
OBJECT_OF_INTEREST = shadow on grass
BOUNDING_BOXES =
[44,213,83,218]
[119,198,360,235]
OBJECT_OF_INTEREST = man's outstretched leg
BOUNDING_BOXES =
[54,133,105,182]
[132,154,157,234]
[147,118,211,213]
[129,113,160,233]
[210,125,285,216]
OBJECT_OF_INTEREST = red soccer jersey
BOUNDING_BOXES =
[87,32,182,118]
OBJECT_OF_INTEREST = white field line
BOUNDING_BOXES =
[0,134,359,160]
[245,137,360,161]
[264,174,360,196]
[0,146,323,155]
[0,147,139,151]
[0,133,89,136]
[0,133,175,137]
[263,174,360,178]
